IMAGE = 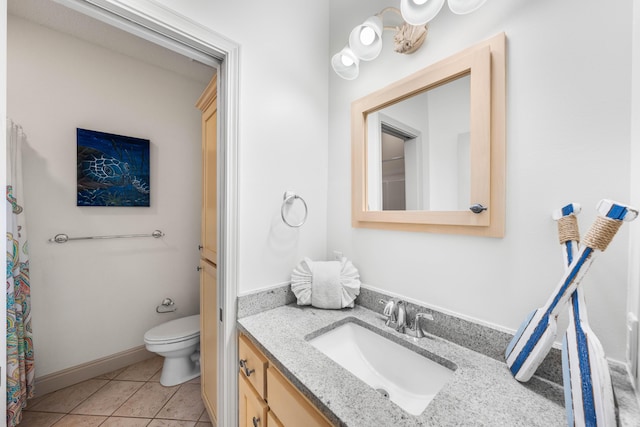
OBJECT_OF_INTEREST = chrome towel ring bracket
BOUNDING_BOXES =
[281,191,308,228]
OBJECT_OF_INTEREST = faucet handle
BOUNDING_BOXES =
[415,312,434,322]
[379,299,398,327]
[411,312,434,338]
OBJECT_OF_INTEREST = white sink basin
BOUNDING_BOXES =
[308,321,455,416]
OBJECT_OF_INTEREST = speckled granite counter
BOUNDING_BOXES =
[239,304,573,427]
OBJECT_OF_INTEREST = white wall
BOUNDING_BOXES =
[629,0,640,389]
[7,16,208,375]
[146,0,330,295]
[329,0,634,362]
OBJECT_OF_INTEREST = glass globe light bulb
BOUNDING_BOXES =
[341,54,355,67]
[359,27,376,46]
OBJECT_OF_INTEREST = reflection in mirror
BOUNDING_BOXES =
[370,75,471,212]
[381,130,406,210]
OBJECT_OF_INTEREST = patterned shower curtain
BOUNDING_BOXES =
[6,119,34,427]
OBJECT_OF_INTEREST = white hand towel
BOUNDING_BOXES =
[311,261,342,309]
[291,257,361,309]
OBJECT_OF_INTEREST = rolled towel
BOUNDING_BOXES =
[291,257,361,309]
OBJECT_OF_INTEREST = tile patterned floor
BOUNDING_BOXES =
[20,356,214,427]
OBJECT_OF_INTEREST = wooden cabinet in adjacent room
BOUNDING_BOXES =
[197,74,218,423]
[199,259,217,422]
[198,76,218,265]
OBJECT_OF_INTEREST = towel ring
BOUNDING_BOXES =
[281,191,308,228]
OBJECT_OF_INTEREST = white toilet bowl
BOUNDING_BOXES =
[144,314,200,386]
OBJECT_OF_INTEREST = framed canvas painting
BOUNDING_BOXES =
[77,128,150,207]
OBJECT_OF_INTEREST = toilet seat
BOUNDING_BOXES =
[144,314,200,345]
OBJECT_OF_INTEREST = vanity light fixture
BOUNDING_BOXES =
[400,0,488,25]
[332,7,427,80]
[332,0,489,80]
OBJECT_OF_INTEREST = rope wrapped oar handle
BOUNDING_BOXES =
[506,199,638,382]
[553,203,619,427]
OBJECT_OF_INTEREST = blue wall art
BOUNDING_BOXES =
[77,128,150,207]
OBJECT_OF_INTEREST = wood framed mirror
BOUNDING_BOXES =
[351,33,506,237]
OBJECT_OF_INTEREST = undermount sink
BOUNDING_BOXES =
[308,321,455,416]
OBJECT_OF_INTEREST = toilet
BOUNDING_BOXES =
[144,314,201,386]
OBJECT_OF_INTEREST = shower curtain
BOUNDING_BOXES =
[6,120,34,427]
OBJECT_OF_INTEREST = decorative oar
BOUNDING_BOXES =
[505,199,638,382]
[553,203,618,426]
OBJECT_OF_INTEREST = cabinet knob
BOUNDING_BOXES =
[469,203,488,214]
[198,245,203,250]
[252,416,261,427]
[197,266,203,271]
[239,359,255,377]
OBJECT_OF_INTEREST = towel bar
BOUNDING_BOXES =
[48,229,164,243]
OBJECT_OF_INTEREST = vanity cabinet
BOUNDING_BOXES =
[197,75,218,423]
[238,334,333,427]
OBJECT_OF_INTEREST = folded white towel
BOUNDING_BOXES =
[311,261,342,309]
[291,257,361,309]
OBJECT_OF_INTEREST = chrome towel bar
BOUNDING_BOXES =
[48,229,164,244]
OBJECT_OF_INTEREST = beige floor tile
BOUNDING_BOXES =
[149,370,162,382]
[16,411,65,427]
[113,382,179,418]
[155,383,204,421]
[24,392,49,409]
[52,414,107,426]
[115,357,164,381]
[71,381,144,416]
[198,409,210,422]
[29,379,109,413]
[186,376,201,384]
[100,417,152,426]
[147,420,196,427]
[93,366,127,380]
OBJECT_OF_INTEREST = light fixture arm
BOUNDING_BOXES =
[376,6,402,19]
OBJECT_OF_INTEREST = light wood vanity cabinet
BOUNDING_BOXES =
[197,75,218,423]
[238,334,333,427]
[239,373,268,427]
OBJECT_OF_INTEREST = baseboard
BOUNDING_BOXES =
[34,345,155,396]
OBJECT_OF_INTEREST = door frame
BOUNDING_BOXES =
[49,1,240,424]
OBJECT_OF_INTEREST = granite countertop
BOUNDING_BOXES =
[237,304,572,427]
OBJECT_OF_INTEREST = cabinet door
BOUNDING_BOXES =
[267,366,332,427]
[239,373,268,427]
[200,259,217,422]
[267,411,284,427]
[197,77,217,264]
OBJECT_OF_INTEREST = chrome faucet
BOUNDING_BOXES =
[379,299,434,338]
[394,300,408,333]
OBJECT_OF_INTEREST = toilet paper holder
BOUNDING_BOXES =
[156,298,177,313]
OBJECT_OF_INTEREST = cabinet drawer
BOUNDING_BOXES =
[266,366,332,427]
[239,373,268,427]
[239,334,269,399]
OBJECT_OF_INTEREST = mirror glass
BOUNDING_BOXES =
[367,74,471,211]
